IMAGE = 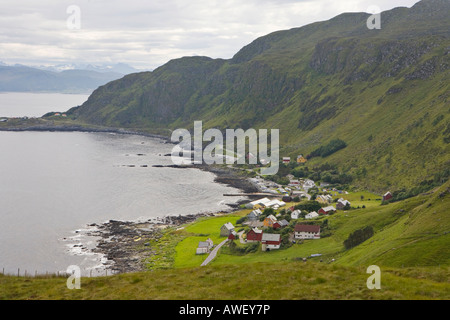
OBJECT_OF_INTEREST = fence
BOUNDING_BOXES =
[0,267,116,278]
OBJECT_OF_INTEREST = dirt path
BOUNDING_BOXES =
[201,239,228,266]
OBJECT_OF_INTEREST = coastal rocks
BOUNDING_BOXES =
[82,213,216,274]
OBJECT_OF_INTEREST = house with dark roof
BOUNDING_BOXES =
[294,224,321,240]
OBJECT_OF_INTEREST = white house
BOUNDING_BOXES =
[294,224,321,240]
[305,211,319,219]
[291,209,301,219]
[302,179,316,190]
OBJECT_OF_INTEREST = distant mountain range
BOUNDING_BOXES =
[66,0,449,192]
[0,62,144,93]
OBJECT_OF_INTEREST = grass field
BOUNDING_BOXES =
[174,214,244,268]
[1,262,449,300]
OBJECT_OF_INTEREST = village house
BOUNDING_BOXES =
[336,198,351,210]
[305,211,319,219]
[288,180,300,187]
[294,224,321,240]
[228,230,238,240]
[316,194,333,204]
[273,219,289,230]
[297,155,307,164]
[246,227,263,242]
[220,222,235,237]
[247,209,262,221]
[282,157,291,164]
[263,214,277,228]
[196,238,214,255]
[261,233,281,251]
[383,191,393,201]
[318,206,336,215]
[302,179,316,191]
[291,209,301,219]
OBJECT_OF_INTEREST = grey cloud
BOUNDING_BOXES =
[0,0,421,69]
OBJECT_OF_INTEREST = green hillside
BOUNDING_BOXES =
[57,0,450,193]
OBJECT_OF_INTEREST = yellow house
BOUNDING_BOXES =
[297,155,307,163]
[263,215,277,227]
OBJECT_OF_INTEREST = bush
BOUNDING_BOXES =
[294,200,322,212]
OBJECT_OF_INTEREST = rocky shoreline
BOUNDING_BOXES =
[80,164,254,274]
[78,213,217,274]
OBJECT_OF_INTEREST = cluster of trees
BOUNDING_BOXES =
[293,200,322,213]
[286,163,353,187]
[343,226,374,249]
[307,139,347,159]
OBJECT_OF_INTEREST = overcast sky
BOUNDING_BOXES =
[0,0,421,70]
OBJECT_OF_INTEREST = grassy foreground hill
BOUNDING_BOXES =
[59,0,450,193]
[1,262,448,300]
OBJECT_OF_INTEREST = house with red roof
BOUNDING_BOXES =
[294,224,321,240]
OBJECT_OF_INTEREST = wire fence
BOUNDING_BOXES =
[0,267,116,278]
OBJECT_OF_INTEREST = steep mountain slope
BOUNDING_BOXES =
[67,0,450,192]
[336,181,450,267]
